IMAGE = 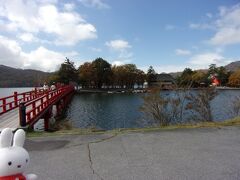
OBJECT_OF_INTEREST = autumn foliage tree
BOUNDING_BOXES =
[77,58,146,89]
[176,68,194,87]
[191,71,208,87]
[78,62,94,88]
[228,69,240,87]
[112,65,126,88]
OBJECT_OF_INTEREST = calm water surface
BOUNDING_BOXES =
[0,87,34,98]
[67,90,240,130]
[67,93,143,130]
[0,88,34,106]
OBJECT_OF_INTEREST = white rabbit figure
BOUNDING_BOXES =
[0,128,37,180]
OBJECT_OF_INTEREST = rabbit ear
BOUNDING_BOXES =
[0,128,13,148]
[13,129,25,147]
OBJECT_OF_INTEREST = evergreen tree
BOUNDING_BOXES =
[147,66,157,85]
[57,57,78,84]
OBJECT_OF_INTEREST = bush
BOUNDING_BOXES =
[186,88,217,122]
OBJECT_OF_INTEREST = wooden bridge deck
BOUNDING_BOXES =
[0,86,75,131]
[0,99,42,131]
[0,109,19,131]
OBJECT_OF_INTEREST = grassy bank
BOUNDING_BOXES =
[27,117,240,137]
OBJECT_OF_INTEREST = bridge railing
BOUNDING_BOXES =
[0,88,46,115]
[19,85,74,126]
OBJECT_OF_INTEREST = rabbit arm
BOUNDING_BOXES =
[25,174,37,180]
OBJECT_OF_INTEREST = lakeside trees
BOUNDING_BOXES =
[176,64,235,87]
[78,62,94,88]
[228,69,240,87]
[48,58,240,88]
[176,68,195,86]
[92,58,112,88]
[44,57,146,88]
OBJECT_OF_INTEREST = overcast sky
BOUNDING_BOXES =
[0,0,239,72]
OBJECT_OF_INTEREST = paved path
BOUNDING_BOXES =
[25,127,240,180]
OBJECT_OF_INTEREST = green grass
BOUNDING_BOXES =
[27,117,240,137]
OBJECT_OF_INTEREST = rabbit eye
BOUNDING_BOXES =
[26,159,28,163]
[8,161,12,166]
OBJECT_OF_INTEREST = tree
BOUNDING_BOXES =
[112,64,146,88]
[147,66,157,85]
[78,62,94,88]
[207,65,230,86]
[228,69,240,87]
[208,64,218,75]
[140,88,170,126]
[92,58,112,88]
[122,64,138,88]
[135,69,146,87]
[47,72,60,84]
[140,87,187,126]
[57,58,78,84]
[217,66,230,86]
[177,68,194,87]
[112,65,126,88]
[191,71,208,87]
[186,88,217,122]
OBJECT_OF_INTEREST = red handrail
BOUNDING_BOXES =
[22,85,74,125]
[0,88,46,115]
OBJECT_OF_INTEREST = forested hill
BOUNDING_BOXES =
[225,61,240,72]
[0,65,50,87]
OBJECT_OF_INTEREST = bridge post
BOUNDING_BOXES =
[44,117,49,131]
[19,102,26,127]
[43,108,52,131]
[14,92,18,107]
[46,91,49,105]
[56,102,60,117]
[2,99,6,112]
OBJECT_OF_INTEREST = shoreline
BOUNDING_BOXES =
[27,117,240,137]
[76,88,147,93]
[75,87,240,94]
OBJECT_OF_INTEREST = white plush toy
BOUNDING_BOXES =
[0,128,37,180]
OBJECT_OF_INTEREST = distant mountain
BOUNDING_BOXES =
[0,65,51,87]
[224,61,240,72]
[169,72,182,78]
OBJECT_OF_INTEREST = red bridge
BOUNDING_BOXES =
[0,85,75,131]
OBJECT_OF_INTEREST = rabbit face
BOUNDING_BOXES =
[0,128,30,177]
[0,147,29,176]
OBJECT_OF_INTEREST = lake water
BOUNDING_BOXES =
[67,93,143,130]
[67,90,240,130]
[0,87,34,98]
[1,88,240,130]
[0,87,34,106]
